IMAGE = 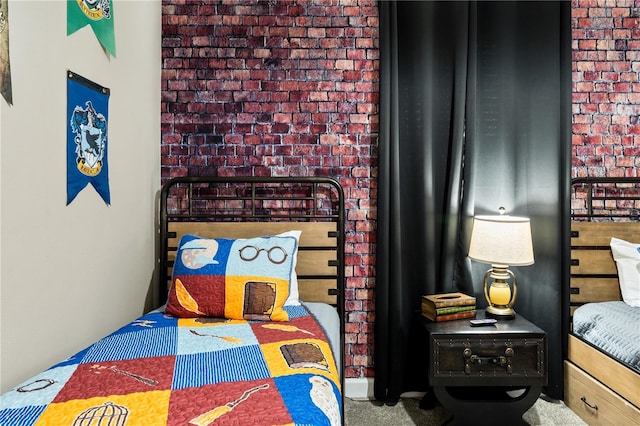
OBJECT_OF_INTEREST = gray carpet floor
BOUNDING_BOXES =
[344,396,587,425]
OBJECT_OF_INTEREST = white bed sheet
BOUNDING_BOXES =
[303,301,341,375]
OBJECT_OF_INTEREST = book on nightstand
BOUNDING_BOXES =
[422,309,477,322]
[422,292,476,322]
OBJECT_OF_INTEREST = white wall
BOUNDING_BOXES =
[0,0,161,393]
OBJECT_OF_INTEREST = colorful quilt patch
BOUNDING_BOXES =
[0,406,46,426]
[172,345,270,390]
[177,322,257,355]
[113,311,177,333]
[277,374,342,426]
[0,365,76,410]
[261,338,337,380]
[177,316,240,328]
[35,391,171,425]
[252,313,327,345]
[283,303,311,319]
[53,356,175,402]
[0,309,341,425]
[166,379,293,426]
[81,324,177,363]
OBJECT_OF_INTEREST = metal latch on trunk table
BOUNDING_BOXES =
[463,347,514,374]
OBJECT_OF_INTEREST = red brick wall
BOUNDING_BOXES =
[161,1,639,381]
[572,0,640,178]
[161,0,379,379]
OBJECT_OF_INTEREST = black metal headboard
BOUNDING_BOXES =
[157,176,347,405]
[158,176,345,311]
[569,177,640,314]
[570,177,640,221]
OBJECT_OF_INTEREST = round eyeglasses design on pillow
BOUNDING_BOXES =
[239,245,288,264]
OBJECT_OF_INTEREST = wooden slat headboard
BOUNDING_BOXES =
[158,177,345,314]
[157,176,346,394]
[166,222,339,305]
[570,177,640,317]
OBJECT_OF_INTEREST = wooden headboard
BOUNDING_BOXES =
[158,176,345,313]
[570,177,640,317]
[158,176,346,395]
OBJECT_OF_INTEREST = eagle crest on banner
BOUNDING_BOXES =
[70,101,107,177]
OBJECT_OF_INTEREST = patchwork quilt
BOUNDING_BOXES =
[0,306,341,426]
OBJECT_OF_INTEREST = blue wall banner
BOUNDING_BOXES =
[67,71,110,205]
[67,0,116,57]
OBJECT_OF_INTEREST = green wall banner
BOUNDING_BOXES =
[67,0,115,57]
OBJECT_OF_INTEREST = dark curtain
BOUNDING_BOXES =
[375,1,571,403]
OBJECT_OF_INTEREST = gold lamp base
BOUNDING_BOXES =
[483,265,517,320]
[486,305,516,319]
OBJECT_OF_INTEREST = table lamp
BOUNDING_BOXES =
[468,211,534,319]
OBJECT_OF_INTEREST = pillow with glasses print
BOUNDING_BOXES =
[166,233,299,321]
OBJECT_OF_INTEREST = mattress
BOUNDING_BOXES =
[0,303,342,425]
[572,301,640,373]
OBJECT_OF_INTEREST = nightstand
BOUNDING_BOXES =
[420,310,547,426]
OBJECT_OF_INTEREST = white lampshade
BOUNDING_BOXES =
[468,215,534,266]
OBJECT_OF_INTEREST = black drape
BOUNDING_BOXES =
[375,1,571,403]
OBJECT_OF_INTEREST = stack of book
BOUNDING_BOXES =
[421,292,477,322]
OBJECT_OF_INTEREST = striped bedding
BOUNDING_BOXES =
[572,301,640,373]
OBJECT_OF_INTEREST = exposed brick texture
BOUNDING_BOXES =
[161,0,379,380]
[572,0,640,178]
[162,1,639,381]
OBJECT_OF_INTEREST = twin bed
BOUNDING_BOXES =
[4,175,639,426]
[1,177,345,426]
[565,177,640,425]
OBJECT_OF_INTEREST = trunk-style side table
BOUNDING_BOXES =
[420,310,547,426]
